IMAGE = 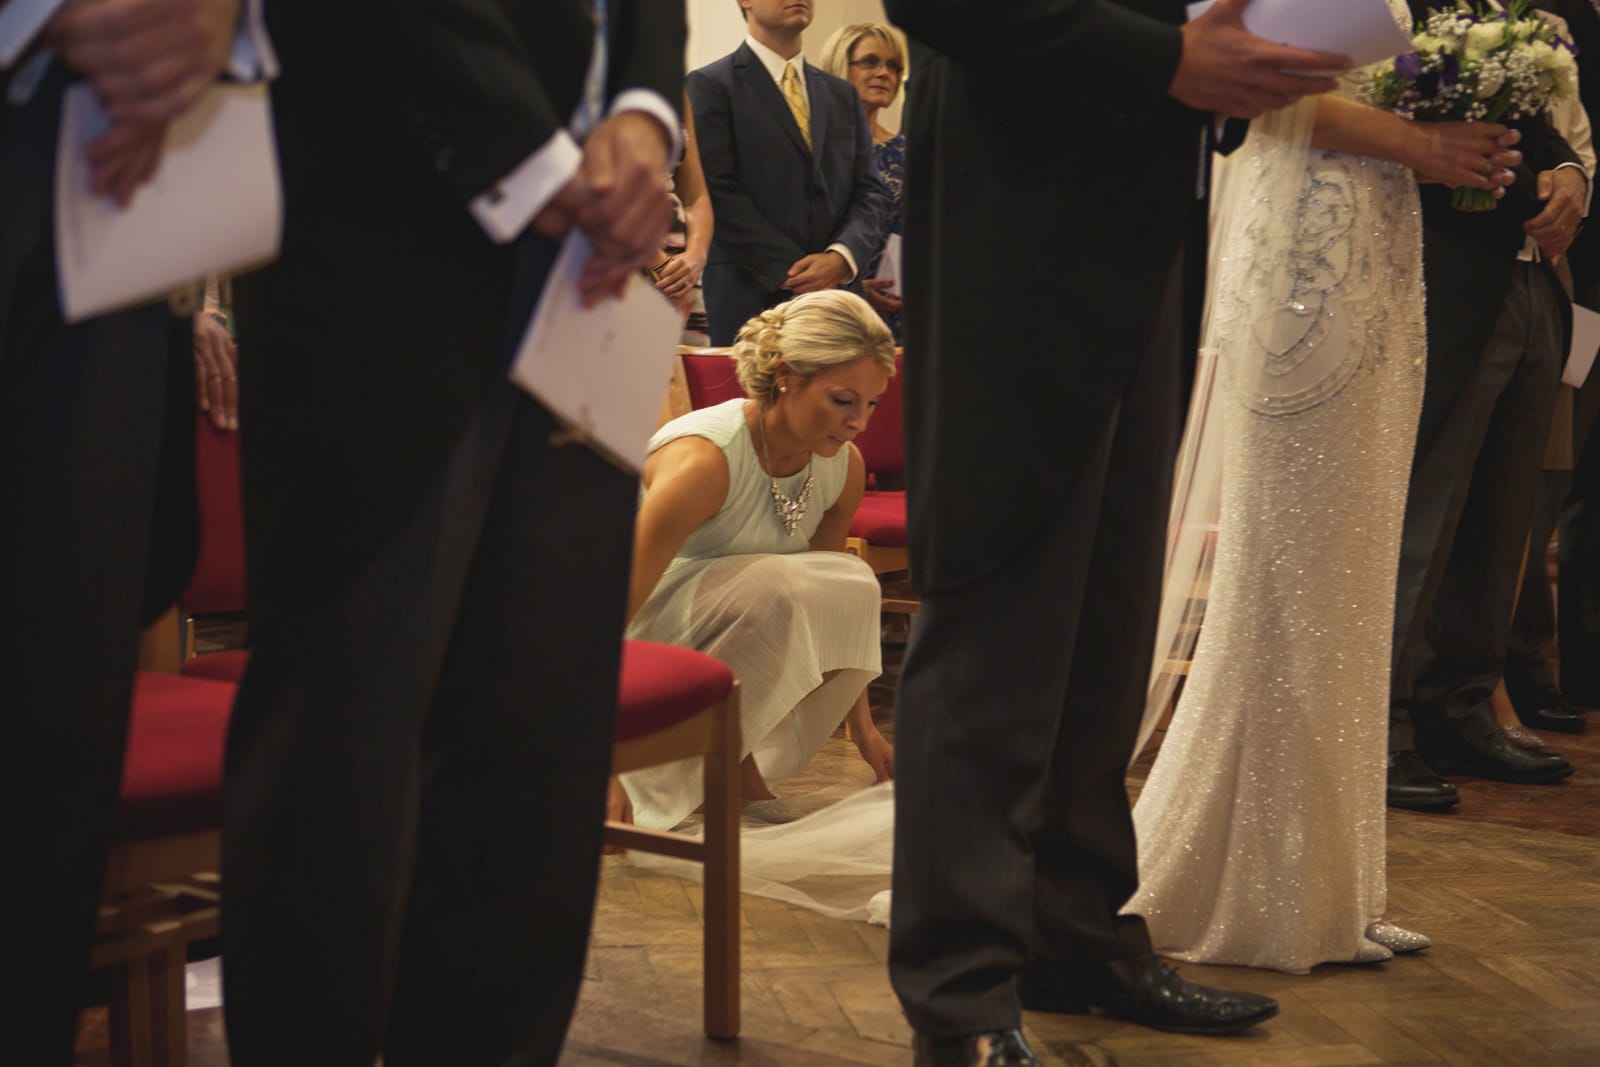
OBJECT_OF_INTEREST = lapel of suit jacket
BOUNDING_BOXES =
[734,42,811,159]
[803,63,829,161]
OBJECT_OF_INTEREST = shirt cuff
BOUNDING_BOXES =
[0,0,66,69]
[227,0,279,81]
[1555,160,1593,217]
[827,242,858,283]
[608,88,684,168]
[469,130,583,244]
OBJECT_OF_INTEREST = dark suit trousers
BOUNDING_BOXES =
[2,69,175,1065]
[889,258,1180,1036]
[1391,263,1564,750]
[222,376,636,1066]
[1505,468,1567,699]
[1559,375,1600,703]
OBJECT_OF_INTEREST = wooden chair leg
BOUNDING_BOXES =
[149,942,188,1067]
[701,690,742,1040]
[109,958,154,1067]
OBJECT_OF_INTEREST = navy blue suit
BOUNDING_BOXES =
[688,42,889,344]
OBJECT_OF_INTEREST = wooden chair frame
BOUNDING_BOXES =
[93,831,221,1067]
[604,682,742,1040]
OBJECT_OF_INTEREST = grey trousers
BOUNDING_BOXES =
[1391,263,1565,751]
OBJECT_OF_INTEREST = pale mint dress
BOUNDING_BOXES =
[622,399,883,830]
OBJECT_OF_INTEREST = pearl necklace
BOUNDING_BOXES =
[756,407,814,537]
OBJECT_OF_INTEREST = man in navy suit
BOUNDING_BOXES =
[689,0,889,344]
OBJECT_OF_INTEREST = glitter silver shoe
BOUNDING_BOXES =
[1366,921,1431,954]
[1501,723,1546,751]
[1346,938,1394,964]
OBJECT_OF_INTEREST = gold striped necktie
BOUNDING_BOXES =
[781,62,812,151]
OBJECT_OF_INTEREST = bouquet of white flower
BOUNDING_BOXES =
[1368,0,1579,211]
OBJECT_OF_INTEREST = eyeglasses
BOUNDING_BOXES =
[849,56,903,75]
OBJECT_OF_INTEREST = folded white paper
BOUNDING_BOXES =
[0,0,65,68]
[1566,304,1600,388]
[874,233,903,299]
[1186,0,1415,69]
[509,231,685,472]
[55,82,281,323]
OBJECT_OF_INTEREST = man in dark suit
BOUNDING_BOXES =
[222,3,683,1063]
[2,1,267,1061]
[1504,0,1600,731]
[1387,0,1591,812]
[879,1,1350,1063]
[688,0,889,344]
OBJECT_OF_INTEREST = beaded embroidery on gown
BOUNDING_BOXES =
[1127,4,1426,974]
[622,399,884,830]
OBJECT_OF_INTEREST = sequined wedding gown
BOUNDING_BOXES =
[1126,20,1426,973]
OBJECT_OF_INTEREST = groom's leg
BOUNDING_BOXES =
[889,254,1181,1036]
[888,419,1115,1037]
[1032,278,1181,965]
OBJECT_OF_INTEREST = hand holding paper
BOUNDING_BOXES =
[1173,0,1357,118]
[510,231,685,472]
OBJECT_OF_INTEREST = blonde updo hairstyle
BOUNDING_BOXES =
[818,23,910,104]
[732,290,895,406]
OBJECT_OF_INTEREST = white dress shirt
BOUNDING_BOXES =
[739,33,860,282]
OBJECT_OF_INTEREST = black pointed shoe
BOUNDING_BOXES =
[912,1028,1040,1067]
[1387,750,1460,811]
[1424,730,1573,784]
[1018,953,1278,1035]
[1517,697,1589,734]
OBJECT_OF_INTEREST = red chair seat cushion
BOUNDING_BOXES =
[180,649,251,684]
[118,672,236,841]
[847,491,907,548]
[616,640,735,744]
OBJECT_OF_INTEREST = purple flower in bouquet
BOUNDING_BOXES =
[1368,0,1578,212]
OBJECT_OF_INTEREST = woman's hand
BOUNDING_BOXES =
[193,311,238,430]
[654,253,703,313]
[861,277,902,315]
[855,727,895,783]
[603,776,634,855]
[1409,121,1521,197]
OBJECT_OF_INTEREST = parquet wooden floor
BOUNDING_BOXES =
[71,662,1600,1066]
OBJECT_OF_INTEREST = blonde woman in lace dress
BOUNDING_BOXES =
[612,290,896,831]
[1128,2,1523,973]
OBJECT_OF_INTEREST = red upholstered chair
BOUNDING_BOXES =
[139,415,251,675]
[94,671,234,1067]
[678,348,746,410]
[843,354,916,612]
[606,640,742,1039]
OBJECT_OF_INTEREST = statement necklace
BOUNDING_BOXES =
[756,407,814,537]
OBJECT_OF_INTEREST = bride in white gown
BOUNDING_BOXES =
[1127,1,1520,973]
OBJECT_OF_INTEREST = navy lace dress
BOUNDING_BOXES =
[864,132,905,342]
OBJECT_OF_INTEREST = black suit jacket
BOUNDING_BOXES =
[233,0,685,622]
[1405,0,1582,421]
[688,43,889,338]
[883,0,1207,591]
[1536,0,1600,298]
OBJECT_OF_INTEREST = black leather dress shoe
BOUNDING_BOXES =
[1424,730,1573,783]
[1517,697,1589,734]
[1387,750,1460,812]
[1017,953,1277,1035]
[912,1028,1039,1067]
